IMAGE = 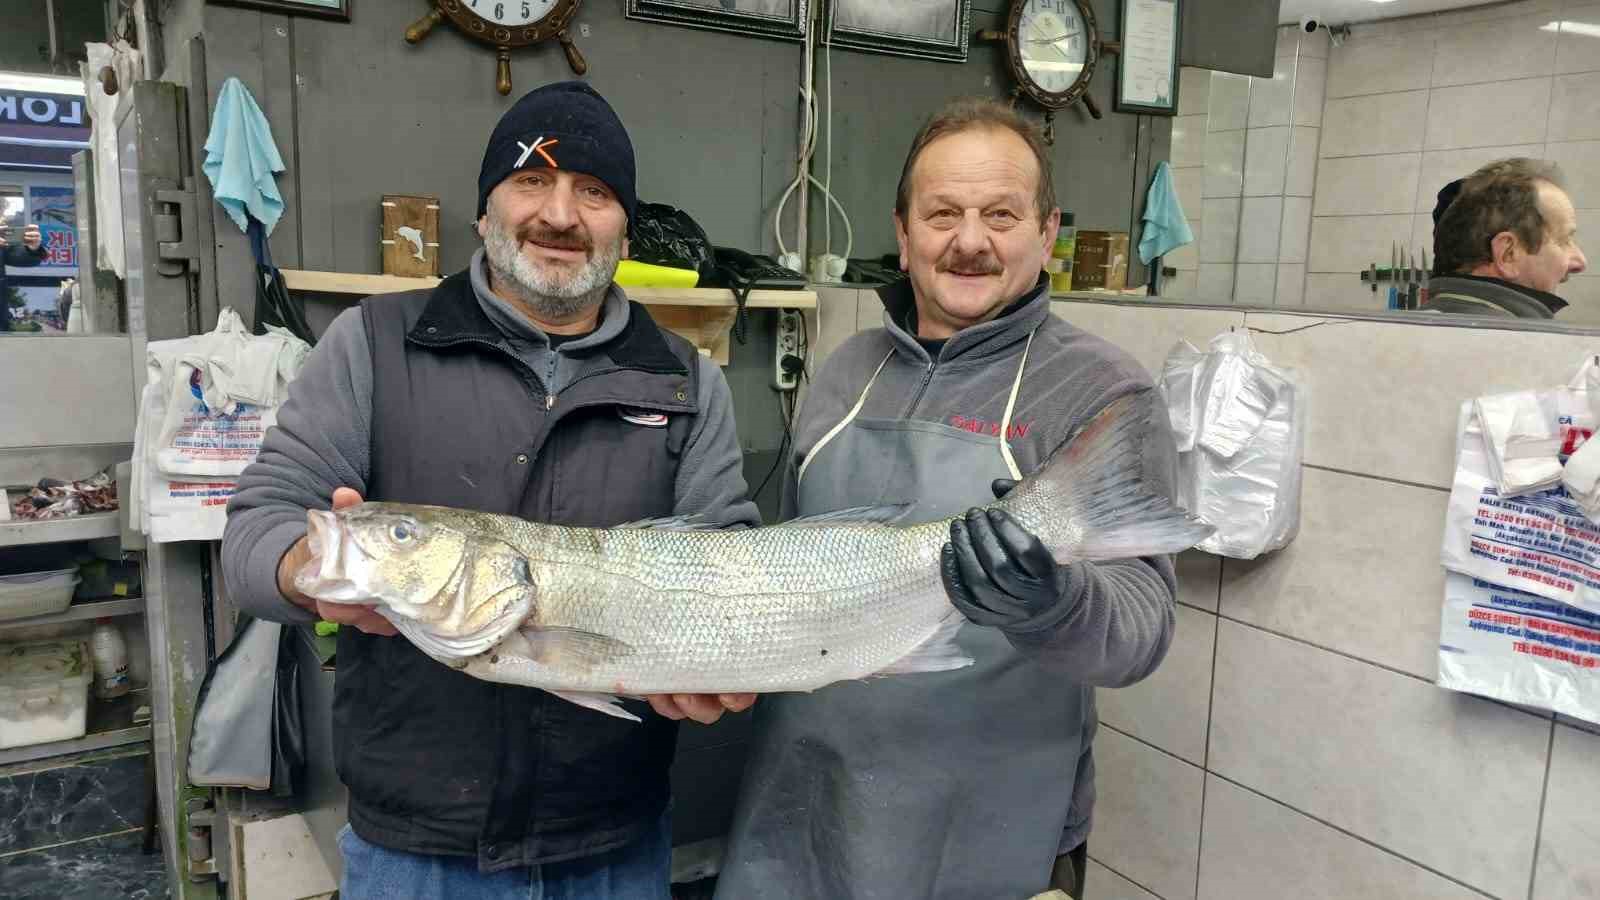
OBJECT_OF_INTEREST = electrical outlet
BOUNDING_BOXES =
[773,310,804,391]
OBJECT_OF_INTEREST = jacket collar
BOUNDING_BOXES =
[407,260,687,375]
[1429,274,1568,317]
[875,274,1051,365]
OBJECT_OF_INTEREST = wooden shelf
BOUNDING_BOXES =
[0,596,145,630]
[0,688,151,766]
[0,511,121,549]
[278,268,817,365]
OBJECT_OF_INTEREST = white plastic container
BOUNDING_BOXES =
[90,619,130,700]
[0,638,93,750]
[0,568,81,622]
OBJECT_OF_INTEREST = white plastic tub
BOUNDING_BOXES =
[0,638,92,750]
[0,568,80,621]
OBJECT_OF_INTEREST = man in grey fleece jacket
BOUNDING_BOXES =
[718,98,1181,900]
[223,82,758,899]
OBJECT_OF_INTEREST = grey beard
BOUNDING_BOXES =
[482,218,623,321]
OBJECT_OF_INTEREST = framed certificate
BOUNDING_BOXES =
[1115,0,1181,115]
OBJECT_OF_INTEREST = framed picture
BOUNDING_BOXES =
[626,0,809,42]
[1114,0,1181,115]
[823,0,973,63]
[205,0,350,22]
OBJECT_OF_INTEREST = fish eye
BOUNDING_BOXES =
[390,522,415,543]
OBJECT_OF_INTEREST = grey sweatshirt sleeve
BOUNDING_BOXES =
[221,307,374,624]
[1000,388,1180,688]
[674,355,762,529]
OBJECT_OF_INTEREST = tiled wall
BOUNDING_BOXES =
[1167,27,1328,306]
[810,287,1600,899]
[1306,0,1600,322]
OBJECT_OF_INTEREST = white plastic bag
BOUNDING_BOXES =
[1159,331,1305,559]
[1437,572,1600,725]
[1439,357,1600,612]
[132,308,309,542]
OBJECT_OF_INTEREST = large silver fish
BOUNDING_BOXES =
[295,395,1211,721]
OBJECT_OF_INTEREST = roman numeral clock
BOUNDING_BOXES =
[405,0,588,96]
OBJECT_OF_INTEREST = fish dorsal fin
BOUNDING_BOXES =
[781,503,914,528]
[615,513,726,531]
[526,627,634,672]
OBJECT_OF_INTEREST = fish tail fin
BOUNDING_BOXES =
[871,612,974,677]
[996,392,1213,563]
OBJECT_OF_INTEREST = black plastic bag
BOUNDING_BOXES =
[269,629,306,799]
[629,202,715,282]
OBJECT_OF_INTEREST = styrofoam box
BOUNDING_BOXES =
[0,568,80,622]
[0,638,92,749]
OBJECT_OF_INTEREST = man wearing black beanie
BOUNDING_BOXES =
[222,80,760,899]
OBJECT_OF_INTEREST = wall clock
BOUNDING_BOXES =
[980,0,1107,142]
[404,0,588,96]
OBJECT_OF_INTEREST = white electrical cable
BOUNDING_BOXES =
[773,25,853,276]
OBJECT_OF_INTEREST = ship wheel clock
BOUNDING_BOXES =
[978,0,1113,144]
[405,0,588,96]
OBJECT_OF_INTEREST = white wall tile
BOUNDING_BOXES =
[1209,621,1549,900]
[1086,860,1160,900]
[1171,115,1208,168]
[1425,78,1553,150]
[1548,141,1600,204]
[1430,18,1558,88]
[1550,71,1600,142]
[1321,91,1428,158]
[1274,25,1298,59]
[1425,0,1561,26]
[1177,549,1220,612]
[1303,272,1384,311]
[1410,214,1434,268]
[1556,3,1600,75]
[1326,33,1435,99]
[1047,303,1245,376]
[1233,263,1277,304]
[1307,214,1414,272]
[1247,64,1294,129]
[1178,66,1211,116]
[1312,154,1423,216]
[1093,728,1204,900]
[1203,130,1246,198]
[1201,198,1241,263]
[1099,605,1216,766]
[1557,276,1600,325]
[1238,313,1600,488]
[1197,263,1236,300]
[1198,776,1490,900]
[1171,167,1203,220]
[1298,26,1331,58]
[1161,268,1199,299]
[1285,127,1320,197]
[1219,468,1450,680]
[1414,144,1547,212]
[1243,126,1290,197]
[1292,58,1326,127]
[1238,198,1283,263]
[1276,264,1306,305]
[1534,724,1600,900]
[1207,72,1251,132]
[1279,197,1312,263]
[1167,222,1200,270]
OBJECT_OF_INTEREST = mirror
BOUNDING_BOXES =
[1159,9,1597,328]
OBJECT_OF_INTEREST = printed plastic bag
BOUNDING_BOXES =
[1159,331,1305,559]
[1439,356,1600,612]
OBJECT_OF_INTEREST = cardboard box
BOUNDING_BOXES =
[1070,231,1130,292]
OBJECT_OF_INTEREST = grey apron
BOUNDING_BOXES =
[718,334,1092,900]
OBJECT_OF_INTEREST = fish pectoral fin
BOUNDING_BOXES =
[871,612,974,677]
[545,689,642,723]
[780,503,915,528]
[526,627,634,671]
[614,513,726,531]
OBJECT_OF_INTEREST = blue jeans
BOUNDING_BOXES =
[337,811,673,900]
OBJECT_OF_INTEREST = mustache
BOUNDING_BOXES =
[519,226,593,253]
[936,254,1003,276]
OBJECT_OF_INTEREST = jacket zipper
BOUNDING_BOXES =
[904,358,937,418]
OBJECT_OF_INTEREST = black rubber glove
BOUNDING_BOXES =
[941,502,1062,629]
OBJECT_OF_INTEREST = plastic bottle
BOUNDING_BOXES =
[1050,212,1078,294]
[90,619,130,700]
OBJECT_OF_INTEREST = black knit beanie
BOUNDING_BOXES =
[477,81,638,221]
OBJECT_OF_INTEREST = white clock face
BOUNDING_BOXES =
[1018,0,1089,95]
[465,0,558,27]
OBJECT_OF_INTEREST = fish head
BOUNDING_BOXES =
[295,503,536,659]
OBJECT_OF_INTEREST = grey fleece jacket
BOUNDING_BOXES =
[781,279,1178,687]
[222,250,760,623]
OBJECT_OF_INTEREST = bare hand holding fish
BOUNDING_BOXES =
[293,396,1213,722]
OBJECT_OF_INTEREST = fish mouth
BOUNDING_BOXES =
[294,509,372,604]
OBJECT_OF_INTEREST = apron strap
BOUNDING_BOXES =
[997,328,1037,482]
[798,349,895,484]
